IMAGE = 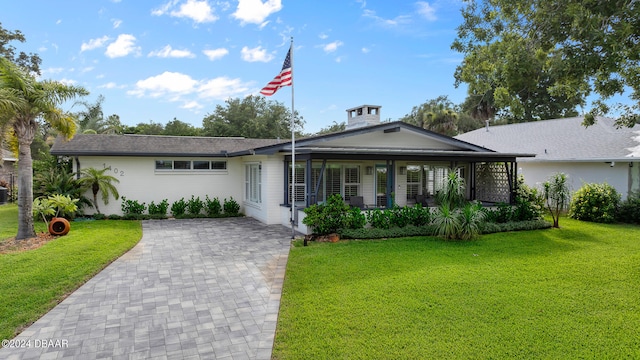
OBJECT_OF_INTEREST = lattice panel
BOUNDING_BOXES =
[475,163,511,203]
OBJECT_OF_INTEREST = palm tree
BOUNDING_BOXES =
[0,57,88,239]
[77,167,120,214]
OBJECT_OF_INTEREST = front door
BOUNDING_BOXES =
[375,165,387,207]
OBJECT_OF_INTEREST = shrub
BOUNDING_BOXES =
[302,194,351,235]
[223,197,240,216]
[107,214,122,220]
[341,225,437,240]
[186,195,204,216]
[121,196,146,215]
[485,202,514,223]
[367,208,392,229]
[617,191,640,224]
[514,176,545,221]
[343,207,366,230]
[569,182,620,223]
[92,213,106,220]
[407,204,431,227]
[170,198,187,217]
[148,199,169,216]
[204,195,222,217]
[479,220,552,234]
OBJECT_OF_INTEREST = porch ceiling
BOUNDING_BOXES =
[284,147,535,162]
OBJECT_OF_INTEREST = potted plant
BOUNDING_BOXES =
[33,194,78,236]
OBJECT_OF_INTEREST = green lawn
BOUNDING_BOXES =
[0,204,142,341]
[273,218,640,359]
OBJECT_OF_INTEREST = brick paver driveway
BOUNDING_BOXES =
[0,218,292,359]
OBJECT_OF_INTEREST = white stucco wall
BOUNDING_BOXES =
[75,156,243,215]
[241,155,286,225]
[518,161,635,200]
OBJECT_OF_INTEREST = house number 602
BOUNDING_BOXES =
[103,163,125,177]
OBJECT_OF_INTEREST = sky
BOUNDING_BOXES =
[3,0,469,134]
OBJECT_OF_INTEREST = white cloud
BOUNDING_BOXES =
[241,46,273,62]
[182,100,203,110]
[198,77,250,99]
[129,72,198,98]
[203,48,229,61]
[153,0,218,23]
[98,82,118,89]
[232,0,282,25]
[81,67,94,73]
[81,36,110,52]
[322,41,343,53]
[148,45,196,58]
[56,19,62,25]
[416,1,437,21]
[128,71,251,106]
[363,9,412,27]
[112,19,122,28]
[362,47,371,53]
[105,34,140,58]
[58,78,77,86]
[318,32,329,40]
[43,67,65,75]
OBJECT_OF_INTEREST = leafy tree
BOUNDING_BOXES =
[313,121,346,136]
[202,95,304,138]
[164,118,200,136]
[127,121,164,135]
[77,167,120,214]
[0,22,41,75]
[452,0,639,127]
[0,57,88,239]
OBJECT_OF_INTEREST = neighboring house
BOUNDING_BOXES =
[1,149,17,183]
[455,116,640,200]
[51,105,533,234]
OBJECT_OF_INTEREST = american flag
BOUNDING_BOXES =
[260,46,292,96]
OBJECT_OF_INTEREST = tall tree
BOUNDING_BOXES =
[202,95,304,138]
[0,22,41,75]
[452,0,639,127]
[0,57,87,239]
[74,95,106,134]
[77,167,120,214]
[164,118,201,136]
[399,96,461,136]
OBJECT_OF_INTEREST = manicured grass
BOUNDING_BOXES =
[0,204,142,341]
[273,218,640,359]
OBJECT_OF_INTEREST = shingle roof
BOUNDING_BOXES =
[1,149,17,162]
[455,116,640,162]
[50,134,282,157]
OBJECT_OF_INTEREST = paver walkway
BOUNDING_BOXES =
[0,218,293,359]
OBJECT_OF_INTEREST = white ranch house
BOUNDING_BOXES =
[456,117,640,200]
[51,105,533,234]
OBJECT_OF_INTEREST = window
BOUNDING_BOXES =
[193,161,210,170]
[287,163,306,204]
[154,159,227,172]
[155,160,173,170]
[343,166,360,201]
[212,161,227,170]
[406,165,421,200]
[174,160,191,170]
[245,163,261,203]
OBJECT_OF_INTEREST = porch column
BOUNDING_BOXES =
[305,159,313,207]
[283,158,290,206]
[387,160,395,208]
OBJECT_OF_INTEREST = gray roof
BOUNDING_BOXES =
[50,134,281,157]
[455,116,640,162]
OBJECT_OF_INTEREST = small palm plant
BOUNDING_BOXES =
[77,167,120,214]
[543,172,571,228]
[436,169,466,208]
[433,203,461,240]
[458,202,486,240]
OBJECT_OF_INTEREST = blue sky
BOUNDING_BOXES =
[3,0,469,133]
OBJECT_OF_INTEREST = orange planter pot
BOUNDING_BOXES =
[49,217,71,236]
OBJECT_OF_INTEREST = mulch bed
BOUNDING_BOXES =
[0,233,58,254]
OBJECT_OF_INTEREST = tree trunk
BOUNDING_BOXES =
[15,118,37,240]
[93,186,101,214]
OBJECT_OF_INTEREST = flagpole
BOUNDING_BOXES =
[289,37,296,240]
